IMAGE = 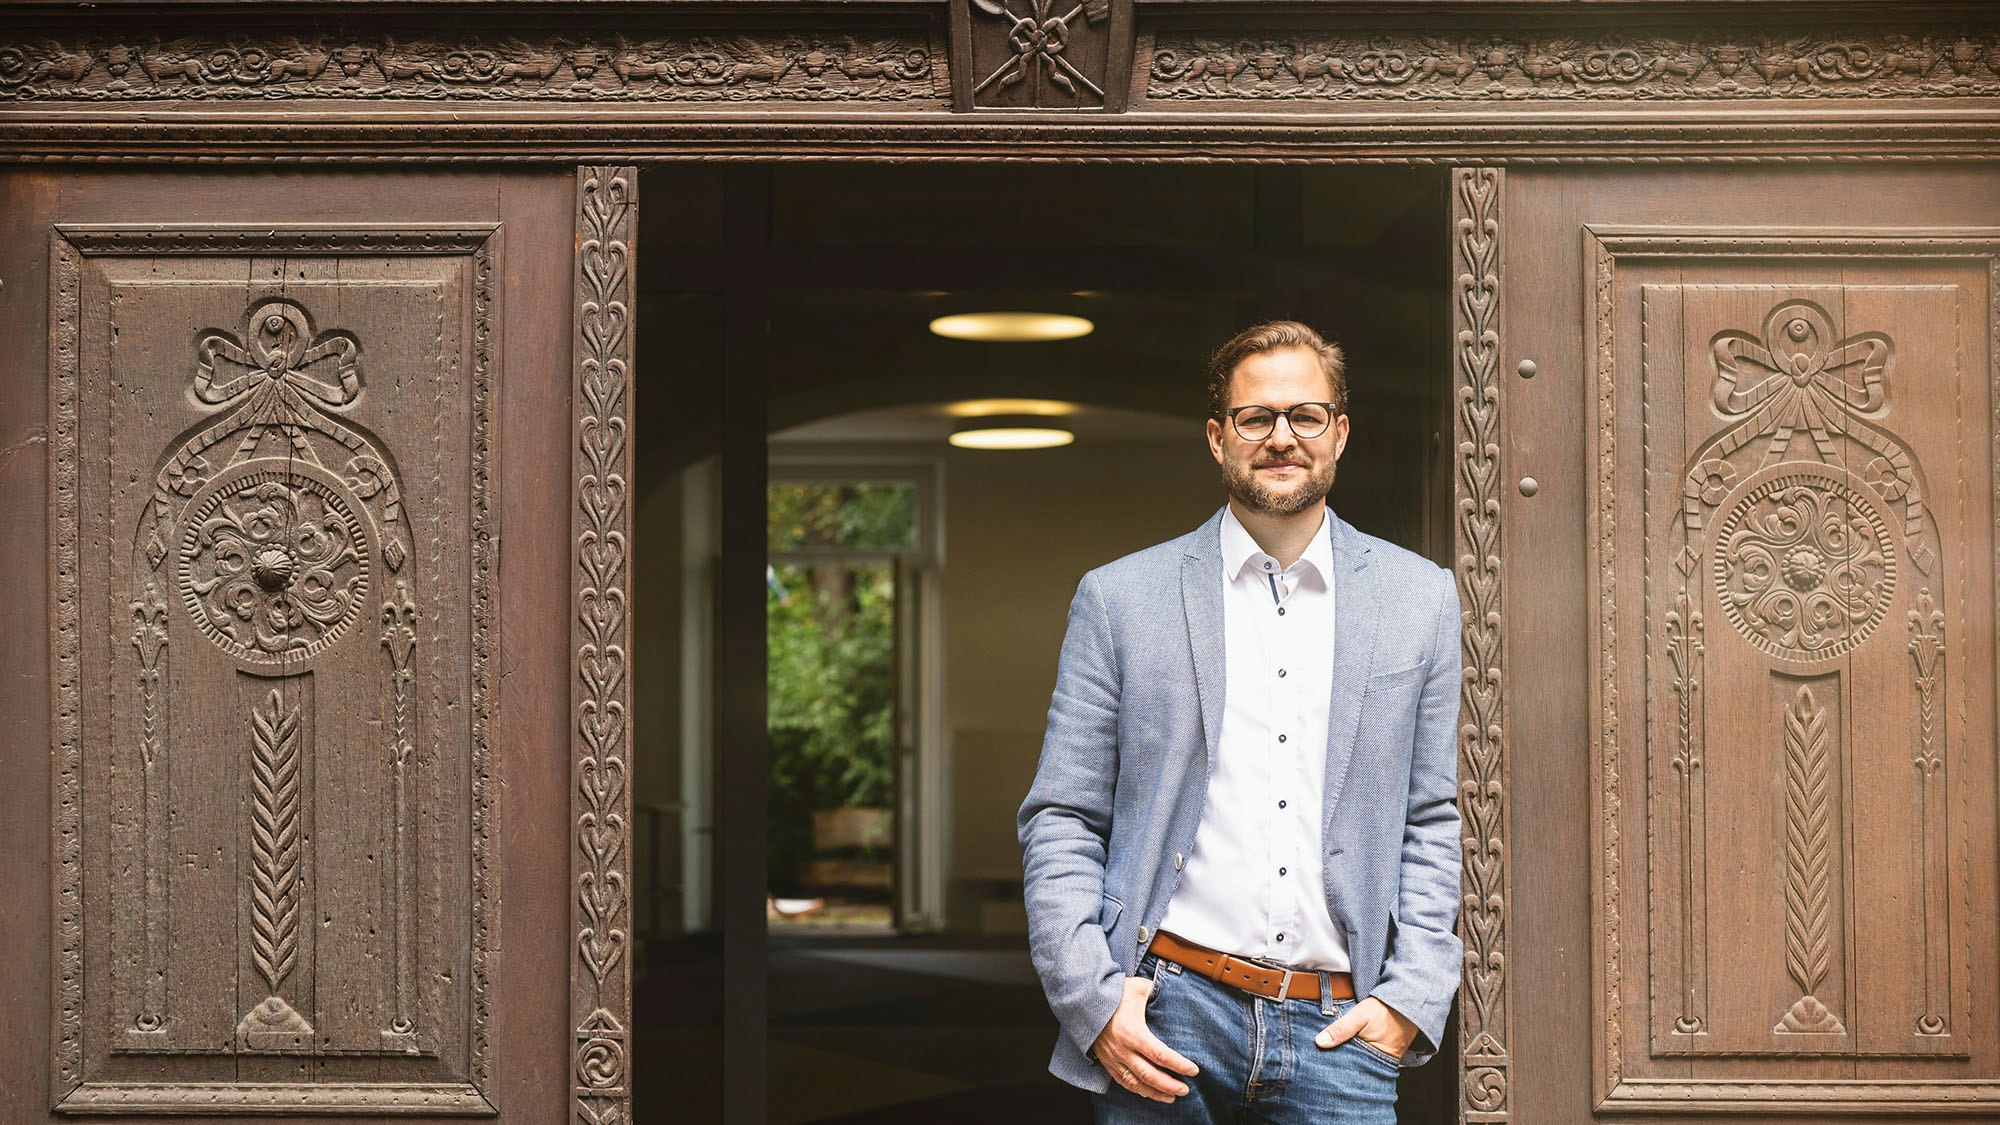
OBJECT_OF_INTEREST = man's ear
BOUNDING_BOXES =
[1332,413,1351,461]
[1206,417,1226,465]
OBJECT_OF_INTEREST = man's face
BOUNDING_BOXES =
[1206,346,1351,517]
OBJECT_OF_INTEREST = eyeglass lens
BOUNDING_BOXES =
[1235,404,1331,440]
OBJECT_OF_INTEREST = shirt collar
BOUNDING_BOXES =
[1219,504,1333,585]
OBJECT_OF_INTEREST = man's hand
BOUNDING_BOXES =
[1314,996,1416,1060]
[1091,974,1199,1102]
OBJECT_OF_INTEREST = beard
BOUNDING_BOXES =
[1221,452,1336,517]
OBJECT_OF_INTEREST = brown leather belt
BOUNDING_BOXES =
[1148,930,1354,1002]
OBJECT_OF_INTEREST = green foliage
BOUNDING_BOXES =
[766,558,897,894]
[768,482,917,552]
[765,482,915,895]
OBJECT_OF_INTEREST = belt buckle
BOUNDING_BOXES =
[1274,965,1297,1001]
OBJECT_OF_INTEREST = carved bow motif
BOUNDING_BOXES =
[1709,300,1887,464]
[197,299,360,412]
[1684,299,1934,577]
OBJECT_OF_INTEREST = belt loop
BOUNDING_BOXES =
[1318,970,1335,1016]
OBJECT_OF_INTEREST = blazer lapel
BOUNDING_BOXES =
[1183,512,1227,769]
[1322,515,1382,821]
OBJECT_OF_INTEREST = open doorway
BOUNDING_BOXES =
[634,162,1454,1124]
[765,469,939,934]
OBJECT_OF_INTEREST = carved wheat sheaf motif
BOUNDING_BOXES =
[238,688,315,1051]
[56,225,499,1108]
[1663,296,1939,1052]
[1775,685,1844,1035]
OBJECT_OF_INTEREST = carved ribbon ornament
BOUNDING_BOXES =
[1709,301,1888,464]
[1686,299,1935,577]
[973,0,1109,100]
[196,299,360,412]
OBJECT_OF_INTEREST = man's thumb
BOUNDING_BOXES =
[1315,1014,1358,1049]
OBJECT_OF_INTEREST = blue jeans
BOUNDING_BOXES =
[1091,952,1400,1124]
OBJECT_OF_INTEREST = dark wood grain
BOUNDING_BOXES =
[572,165,637,1125]
[5,4,2000,161]
[1507,165,2000,1122]
[0,168,575,1123]
[3,4,2000,1123]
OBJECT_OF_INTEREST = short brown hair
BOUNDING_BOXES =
[1204,320,1348,419]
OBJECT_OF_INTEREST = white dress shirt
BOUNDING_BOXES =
[1157,504,1351,971]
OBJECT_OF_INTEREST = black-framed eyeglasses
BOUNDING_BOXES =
[1215,402,1341,441]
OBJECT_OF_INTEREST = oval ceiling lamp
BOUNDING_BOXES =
[949,413,1076,450]
[928,312,1094,342]
[946,398,1078,418]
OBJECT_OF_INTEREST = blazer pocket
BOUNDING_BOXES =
[1098,893,1124,932]
[1364,663,1425,693]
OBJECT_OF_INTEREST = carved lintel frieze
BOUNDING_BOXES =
[1144,27,2000,102]
[0,30,942,103]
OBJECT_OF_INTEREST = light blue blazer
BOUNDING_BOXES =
[1018,506,1464,1092]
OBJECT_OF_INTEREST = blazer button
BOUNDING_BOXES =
[1137,925,1150,946]
[1174,853,1185,870]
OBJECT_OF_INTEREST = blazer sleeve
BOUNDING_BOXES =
[1018,570,1127,1061]
[1365,566,1466,1064]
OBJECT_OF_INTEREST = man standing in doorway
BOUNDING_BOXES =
[1020,322,1463,1122]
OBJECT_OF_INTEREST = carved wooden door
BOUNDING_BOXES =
[1493,167,2000,1121]
[0,169,618,1122]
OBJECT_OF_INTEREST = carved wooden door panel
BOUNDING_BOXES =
[1496,167,2000,1122]
[0,170,594,1121]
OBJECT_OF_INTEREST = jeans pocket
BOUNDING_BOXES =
[1351,1035,1403,1068]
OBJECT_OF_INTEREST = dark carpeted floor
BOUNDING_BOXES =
[631,932,1091,1125]
[631,933,1454,1123]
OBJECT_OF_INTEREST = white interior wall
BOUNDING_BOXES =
[942,437,1222,930]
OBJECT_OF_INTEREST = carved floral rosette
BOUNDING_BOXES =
[122,297,416,1045]
[1679,298,1938,667]
[1666,295,1944,1044]
[137,299,411,670]
[1708,461,1899,666]
[176,462,372,668]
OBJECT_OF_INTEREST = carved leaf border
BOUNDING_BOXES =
[1453,166,1510,1125]
[573,165,635,1125]
[47,224,500,1113]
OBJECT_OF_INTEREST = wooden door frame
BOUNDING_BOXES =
[7,4,2000,1123]
[572,165,636,1125]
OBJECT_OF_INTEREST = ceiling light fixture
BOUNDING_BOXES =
[946,398,1079,418]
[948,414,1076,451]
[929,312,1094,342]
